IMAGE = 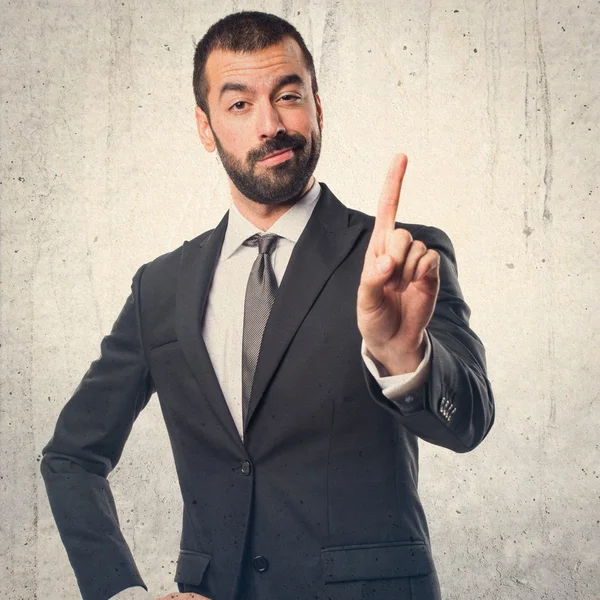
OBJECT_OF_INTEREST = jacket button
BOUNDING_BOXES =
[252,555,269,572]
[240,460,252,476]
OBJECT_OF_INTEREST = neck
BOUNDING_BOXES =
[230,176,315,232]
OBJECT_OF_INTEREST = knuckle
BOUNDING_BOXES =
[393,228,413,245]
[426,249,440,265]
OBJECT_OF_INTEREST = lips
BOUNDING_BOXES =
[258,148,295,166]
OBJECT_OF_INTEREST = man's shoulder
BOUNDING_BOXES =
[136,227,216,283]
[339,201,456,271]
[344,205,452,245]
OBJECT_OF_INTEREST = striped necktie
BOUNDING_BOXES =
[241,233,280,430]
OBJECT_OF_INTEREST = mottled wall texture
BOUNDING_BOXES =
[1,0,598,598]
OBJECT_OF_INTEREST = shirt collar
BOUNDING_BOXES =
[219,180,322,261]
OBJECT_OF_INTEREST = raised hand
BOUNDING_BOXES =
[357,154,440,375]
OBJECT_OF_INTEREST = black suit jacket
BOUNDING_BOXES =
[41,183,494,600]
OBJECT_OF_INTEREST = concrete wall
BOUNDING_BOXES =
[1,0,598,598]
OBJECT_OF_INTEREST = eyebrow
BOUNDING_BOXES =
[273,73,305,91]
[218,73,306,100]
[219,82,250,98]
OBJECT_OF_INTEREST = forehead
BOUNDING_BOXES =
[204,37,309,93]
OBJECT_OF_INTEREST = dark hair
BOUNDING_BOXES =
[193,11,318,114]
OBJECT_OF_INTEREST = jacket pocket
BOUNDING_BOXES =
[174,549,211,585]
[321,541,432,583]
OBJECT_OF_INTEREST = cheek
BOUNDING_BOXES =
[214,122,252,155]
[288,116,319,143]
[280,105,314,129]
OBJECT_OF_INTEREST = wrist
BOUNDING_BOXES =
[367,334,426,376]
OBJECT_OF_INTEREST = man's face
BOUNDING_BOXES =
[196,37,323,206]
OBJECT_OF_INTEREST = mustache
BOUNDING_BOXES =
[248,133,307,164]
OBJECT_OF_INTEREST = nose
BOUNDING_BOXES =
[256,100,286,140]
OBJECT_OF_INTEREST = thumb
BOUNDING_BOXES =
[358,254,394,312]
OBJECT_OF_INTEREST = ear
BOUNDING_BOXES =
[315,93,324,131]
[195,106,216,152]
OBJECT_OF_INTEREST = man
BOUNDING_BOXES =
[41,11,494,600]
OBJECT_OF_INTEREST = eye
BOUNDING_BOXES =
[279,93,301,103]
[230,101,248,112]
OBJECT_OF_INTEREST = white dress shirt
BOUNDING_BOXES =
[111,180,431,600]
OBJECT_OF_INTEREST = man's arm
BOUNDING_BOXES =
[357,155,493,452]
[110,588,151,600]
[362,225,494,452]
[40,265,155,600]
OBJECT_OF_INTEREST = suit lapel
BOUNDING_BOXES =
[176,210,243,448]
[246,184,366,429]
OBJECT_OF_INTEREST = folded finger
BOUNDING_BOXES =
[397,240,428,292]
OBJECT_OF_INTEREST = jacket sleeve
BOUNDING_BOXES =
[40,264,155,600]
[363,225,495,453]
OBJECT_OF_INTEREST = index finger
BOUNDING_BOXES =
[373,153,408,243]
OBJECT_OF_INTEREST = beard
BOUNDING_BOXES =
[212,126,322,206]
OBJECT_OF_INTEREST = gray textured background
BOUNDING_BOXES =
[1,0,598,598]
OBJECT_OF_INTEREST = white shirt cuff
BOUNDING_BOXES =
[109,587,151,600]
[361,332,431,400]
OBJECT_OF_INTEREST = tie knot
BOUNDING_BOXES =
[244,233,280,255]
